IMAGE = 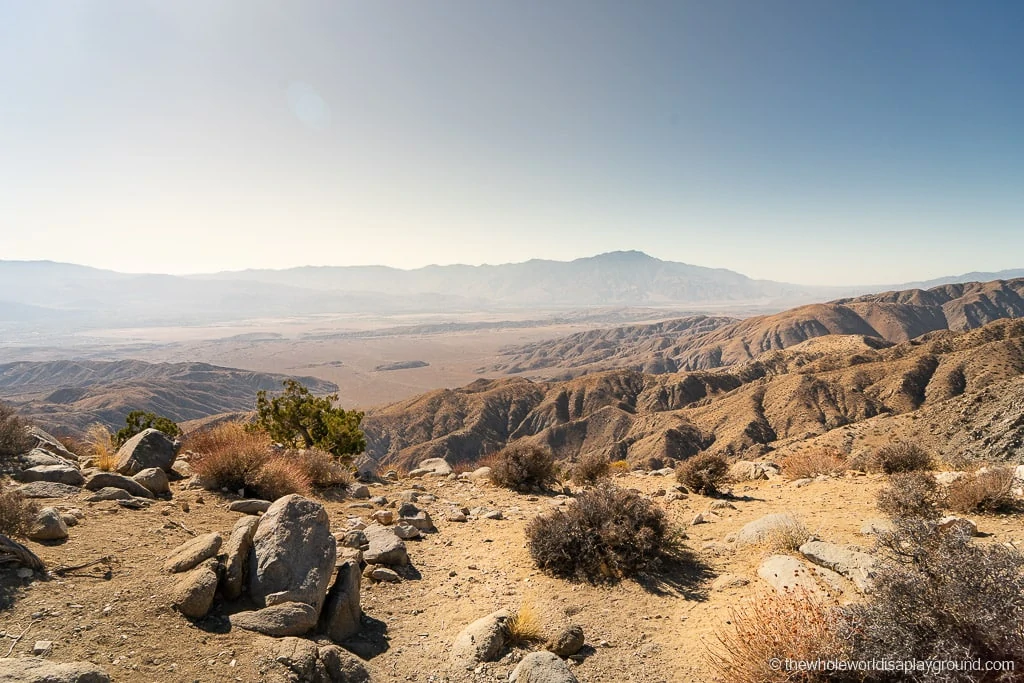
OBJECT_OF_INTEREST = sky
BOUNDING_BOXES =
[1,1,1022,286]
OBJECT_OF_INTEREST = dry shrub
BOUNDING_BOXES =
[188,423,272,493]
[249,457,313,501]
[505,601,544,647]
[292,448,353,490]
[569,453,610,486]
[0,483,39,538]
[866,441,933,474]
[760,519,813,553]
[84,423,118,472]
[676,452,730,495]
[525,482,672,583]
[708,591,848,683]
[846,518,1024,675]
[608,459,630,475]
[944,466,1019,514]
[877,471,941,520]
[0,402,31,460]
[781,449,847,480]
[490,443,558,492]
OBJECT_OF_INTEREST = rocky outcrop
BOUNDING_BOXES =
[798,541,876,592]
[319,560,362,642]
[114,428,178,475]
[757,555,824,596]
[509,652,580,683]
[132,467,169,495]
[0,657,109,683]
[163,532,223,573]
[220,516,259,600]
[736,513,803,546]
[248,495,335,612]
[450,609,511,670]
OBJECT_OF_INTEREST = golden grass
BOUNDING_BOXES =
[608,459,631,475]
[505,601,545,647]
[780,449,848,481]
[85,423,117,471]
[759,519,813,553]
[706,591,847,683]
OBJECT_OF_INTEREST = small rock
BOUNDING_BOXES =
[350,484,371,499]
[509,651,579,683]
[545,625,584,657]
[132,468,170,495]
[450,610,511,670]
[711,574,750,591]
[371,510,394,525]
[229,602,319,637]
[163,532,223,573]
[937,515,979,537]
[228,499,271,515]
[393,521,421,540]
[221,516,260,600]
[319,560,362,642]
[363,566,402,583]
[31,640,52,656]
[170,559,220,618]
[27,507,68,541]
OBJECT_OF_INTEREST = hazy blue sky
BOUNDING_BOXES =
[1,1,1022,285]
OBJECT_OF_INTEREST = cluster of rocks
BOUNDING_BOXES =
[450,610,585,682]
[10,427,179,542]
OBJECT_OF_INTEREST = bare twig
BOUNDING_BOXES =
[2,623,31,658]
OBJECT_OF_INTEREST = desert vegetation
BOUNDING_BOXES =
[876,471,941,520]
[525,482,674,583]
[114,410,181,447]
[0,483,38,538]
[864,440,933,474]
[944,466,1019,514]
[568,452,610,485]
[676,452,730,495]
[0,401,31,462]
[781,449,848,480]
[489,443,558,492]
[254,379,365,463]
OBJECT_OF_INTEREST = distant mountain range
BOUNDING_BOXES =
[1,252,1021,330]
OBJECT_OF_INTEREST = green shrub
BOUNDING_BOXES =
[525,482,672,583]
[254,379,365,463]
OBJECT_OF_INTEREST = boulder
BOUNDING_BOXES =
[230,601,319,637]
[0,658,109,683]
[392,522,421,540]
[15,465,84,487]
[228,499,271,515]
[170,558,220,618]
[363,566,401,583]
[417,458,452,476]
[132,468,169,495]
[798,541,876,592]
[545,624,584,657]
[19,448,75,469]
[26,426,78,462]
[509,651,580,683]
[935,471,966,486]
[319,560,362,642]
[274,637,319,680]
[362,524,409,566]
[27,507,69,541]
[736,513,802,546]
[221,516,260,600]
[16,481,82,499]
[317,645,370,683]
[757,555,824,596]
[84,472,154,499]
[114,428,178,475]
[163,532,223,573]
[349,484,370,499]
[449,609,511,670]
[249,495,335,612]
[83,487,132,502]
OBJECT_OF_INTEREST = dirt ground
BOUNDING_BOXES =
[3,471,1022,682]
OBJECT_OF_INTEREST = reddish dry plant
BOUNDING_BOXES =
[250,457,313,500]
[944,466,1019,514]
[0,483,39,538]
[676,452,730,495]
[187,423,272,493]
[707,590,848,683]
[780,449,848,481]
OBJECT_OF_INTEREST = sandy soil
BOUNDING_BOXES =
[4,470,1022,682]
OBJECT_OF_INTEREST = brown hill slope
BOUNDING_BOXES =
[0,360,337,435]
[486,278,1024,376]
[362,318,1024,469]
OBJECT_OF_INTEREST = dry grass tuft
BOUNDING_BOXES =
[490,442,559,492]
[505,601,545,647]
[608,459,631,475]
[0,483,39,538]
[188,423,272,493]
[84,423,118,471]
[292,448,353,490]
[944,466,1019,514]
[249,457,313,501]
[707,591,847,683]
[780,449,847,480]
[759,519,813,553]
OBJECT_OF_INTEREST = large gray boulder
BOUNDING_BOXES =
[799,541,876,592]
[15,465,84,487]
[221,516,260,600]
[27,507,69,541]
[248,495,335,612]
[84,472,154,499]
[26,426,79,462]
[230,601,319,636]
[362,524,409,566]
[319,560,362,642]
[19,448,76,469]
[449,609,511,670]
[509,652,580,683]
[417,458,452,476]
[0,657,109,683]
[114,428,178,475]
